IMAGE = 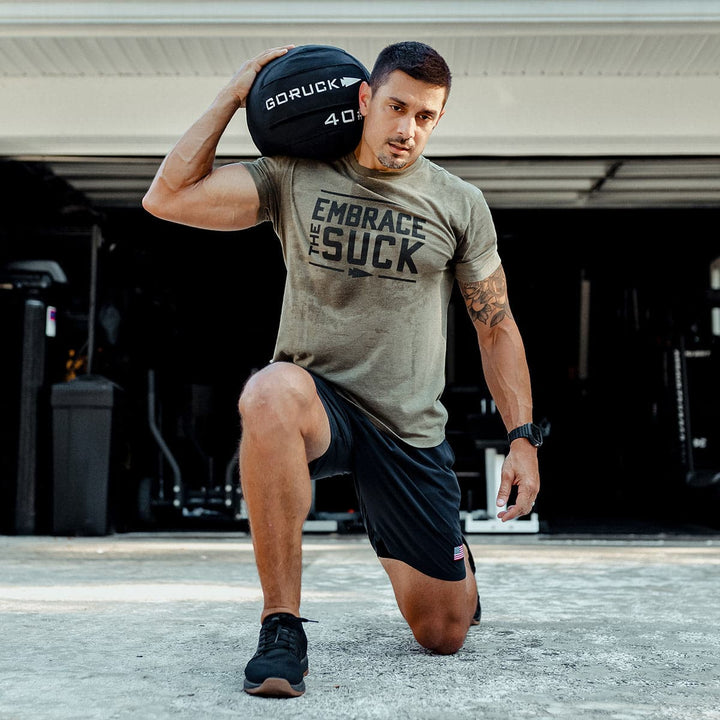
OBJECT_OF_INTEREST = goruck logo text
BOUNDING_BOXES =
[308,190,426,283]
[264,76,363,111]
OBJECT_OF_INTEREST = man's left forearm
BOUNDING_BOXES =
[458,266,534,432]
[477,319,534,434]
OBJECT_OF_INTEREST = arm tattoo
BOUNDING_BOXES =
[459,265,513,327]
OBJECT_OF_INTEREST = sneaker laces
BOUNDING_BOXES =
[256,615,315,656]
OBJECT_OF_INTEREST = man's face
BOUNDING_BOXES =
[355,70,446,172]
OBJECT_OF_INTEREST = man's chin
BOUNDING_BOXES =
[378,153,409,170]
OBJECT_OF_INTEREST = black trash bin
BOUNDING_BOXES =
[51,376,116,536]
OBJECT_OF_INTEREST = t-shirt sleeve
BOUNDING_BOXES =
[241,156,290,227]
[453,188,501,284]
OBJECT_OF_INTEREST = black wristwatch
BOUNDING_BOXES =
[508,423,544,448]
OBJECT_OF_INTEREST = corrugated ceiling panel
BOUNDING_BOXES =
[181,38,223,76]
[696,36,720,73]
[120,38,157,75]
[0,38,25,73]
[78,38,119,75]
[11,38,55,75]
[1,33,719,77]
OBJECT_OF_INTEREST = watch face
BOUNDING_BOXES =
[530,425,544,446]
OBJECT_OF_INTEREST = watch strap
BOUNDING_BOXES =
[507,422,543,447]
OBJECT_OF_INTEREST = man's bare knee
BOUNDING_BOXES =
[238,364,310,427]
[238,363,330,462]
[411,617,468,655]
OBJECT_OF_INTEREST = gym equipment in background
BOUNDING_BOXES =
[670,256,720,489]
[136,369,244,527]
[0,260,67,534]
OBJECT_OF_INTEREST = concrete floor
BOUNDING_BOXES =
[1,532,719,720]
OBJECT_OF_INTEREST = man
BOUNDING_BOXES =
[143,41,541,699]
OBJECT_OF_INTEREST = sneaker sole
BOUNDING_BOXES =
[243,670,308,698]
[470,595,482,626]
[464,539,481,626]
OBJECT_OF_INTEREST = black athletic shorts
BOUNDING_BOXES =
[308,372,467,582]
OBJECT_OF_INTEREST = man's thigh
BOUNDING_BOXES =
[380,557,470,617]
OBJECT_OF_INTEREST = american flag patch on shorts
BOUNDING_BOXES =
[453,545,465,561]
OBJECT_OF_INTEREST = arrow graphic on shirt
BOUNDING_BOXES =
[341,77,363,87]
[348,268,373,278]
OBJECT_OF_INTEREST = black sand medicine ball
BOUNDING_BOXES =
[246,45,370,160]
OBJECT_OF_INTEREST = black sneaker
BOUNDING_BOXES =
[243,613,311,698]
[463,538,482,625]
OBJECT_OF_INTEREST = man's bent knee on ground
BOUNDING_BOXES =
[380,555,479,655]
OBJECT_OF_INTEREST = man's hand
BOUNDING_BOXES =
[226,45,295,108]
[496,442,540,522]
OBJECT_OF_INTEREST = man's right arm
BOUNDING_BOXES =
[142,46,292,231]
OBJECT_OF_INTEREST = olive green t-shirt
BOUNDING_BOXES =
[244,152,500,448]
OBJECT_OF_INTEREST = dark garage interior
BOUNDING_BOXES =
[1,158,718,536]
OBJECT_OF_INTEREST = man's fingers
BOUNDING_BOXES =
[497,505,519,522]
[495,474,512,508]
[497,504,530,522]
[495,453,539,521]
[233,45,295,106]
[254,45,295,71]
[497,494,536,522]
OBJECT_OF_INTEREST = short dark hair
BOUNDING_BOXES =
[369,42,452,99]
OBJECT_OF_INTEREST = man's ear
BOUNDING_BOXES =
[358,81,372,117]
[433,108,446,130]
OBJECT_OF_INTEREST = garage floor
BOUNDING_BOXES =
[1,533,719,720]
